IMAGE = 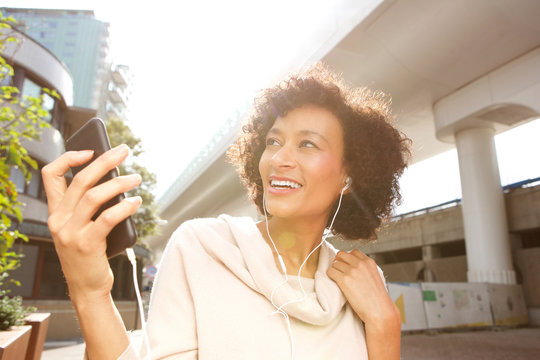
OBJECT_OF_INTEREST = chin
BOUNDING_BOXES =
[265,204,299,219]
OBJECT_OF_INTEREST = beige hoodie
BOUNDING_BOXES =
[119,214,371,359]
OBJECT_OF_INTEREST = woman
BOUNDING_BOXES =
[42,64,409,359]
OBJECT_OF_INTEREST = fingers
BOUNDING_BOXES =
[335,249,367,266]
[329,250,377,278]
[69,174,142,227]
[93,196,142,239]
[330,259,350,274]
[59,144,129,217]
[42,150,94,215]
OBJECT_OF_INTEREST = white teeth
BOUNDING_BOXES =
[270,180,302,189]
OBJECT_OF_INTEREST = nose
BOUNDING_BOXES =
[271,143,296,169]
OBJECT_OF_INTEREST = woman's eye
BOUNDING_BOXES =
[266,138,279,146]
[300,140,317,148]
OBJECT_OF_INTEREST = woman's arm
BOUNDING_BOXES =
[363,306,401,359]
[42,145,141,359]
[327,249,401,360]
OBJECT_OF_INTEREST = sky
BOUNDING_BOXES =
[3,0,347,194]
[4,0,540,215]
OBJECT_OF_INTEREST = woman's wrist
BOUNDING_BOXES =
[363,303,401,334]
[70,288,114,313]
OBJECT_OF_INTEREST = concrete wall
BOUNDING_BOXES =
[514,248,540,307]
[379,256,468,283]
[426,256,468,282]
[380,261,424,283]
[23,300,138,341]
[506,185,540,231]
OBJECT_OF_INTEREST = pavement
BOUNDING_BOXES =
[42,327,540,359]
[401,327,540,360]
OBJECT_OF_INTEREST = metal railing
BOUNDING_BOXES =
[392,176,540,221]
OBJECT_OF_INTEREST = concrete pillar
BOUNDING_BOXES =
[454,126,515,284]
[422,245,439,282]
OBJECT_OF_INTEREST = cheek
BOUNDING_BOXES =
[305,153,342,187]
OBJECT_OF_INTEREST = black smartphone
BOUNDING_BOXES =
[65,117,137,258]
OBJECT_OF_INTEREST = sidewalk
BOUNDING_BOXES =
[42,327,540,359]
[401,327,540,360]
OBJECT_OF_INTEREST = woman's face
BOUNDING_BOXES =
[258,105,348,221]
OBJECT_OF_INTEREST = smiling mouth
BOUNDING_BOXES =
[269,179,302,190]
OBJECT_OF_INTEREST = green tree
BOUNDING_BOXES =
[0,12,50,326]
[106,116,161,244]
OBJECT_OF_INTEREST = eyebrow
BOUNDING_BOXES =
[267,128,329,144]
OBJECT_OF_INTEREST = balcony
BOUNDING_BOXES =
[111,65,129,86]
[108,82,127,105]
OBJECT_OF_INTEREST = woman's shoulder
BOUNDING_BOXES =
[169,214,255,243]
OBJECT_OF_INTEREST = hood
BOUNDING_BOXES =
[193,214,347,326]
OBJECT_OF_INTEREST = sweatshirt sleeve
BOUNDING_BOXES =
[118,225,198,359]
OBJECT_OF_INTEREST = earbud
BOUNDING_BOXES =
[342,177,352,193]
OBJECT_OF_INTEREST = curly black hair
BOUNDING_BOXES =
[227,63,411,240]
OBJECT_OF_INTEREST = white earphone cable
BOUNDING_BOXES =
[126,248,152,360]
[263,185,347,360]
[272,188,345,315]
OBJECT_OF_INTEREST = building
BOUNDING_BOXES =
[2,23,140,341]
[148,0,540,326]
[2,7,110,109]
[98,63,133,123]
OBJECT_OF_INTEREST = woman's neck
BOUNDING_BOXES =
[257,215,328,278]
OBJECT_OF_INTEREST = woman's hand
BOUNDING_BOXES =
[327,249,397,323]
[42,144,141,359]
[42,144,142,304]
[327,249,401,359]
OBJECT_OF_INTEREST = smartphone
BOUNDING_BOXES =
[65,118,137,258]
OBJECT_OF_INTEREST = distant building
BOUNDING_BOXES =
[2,7,110,109]
[98,63,133,122]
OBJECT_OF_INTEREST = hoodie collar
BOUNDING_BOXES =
[219,214,347,326]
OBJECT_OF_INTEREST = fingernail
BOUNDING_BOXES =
[125,196,142,205]
[78,150,94,156]
[112,144,128,154]
[127,174,142,183]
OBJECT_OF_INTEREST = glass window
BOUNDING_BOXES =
[27,167,41,198]
[22,78,55,124]
[8,167,25,193]
[22,78,41,99]
[42,92,55,123]
[0,63,11,86]
[0,74,11,86]
[6,243,39,298]
[42,42,54,50]
[8,165,44,199]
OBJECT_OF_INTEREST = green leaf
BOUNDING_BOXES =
[13,207,22,223]
[0,214,9,228]
[5,146,20,166]
[24,156,37,170]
